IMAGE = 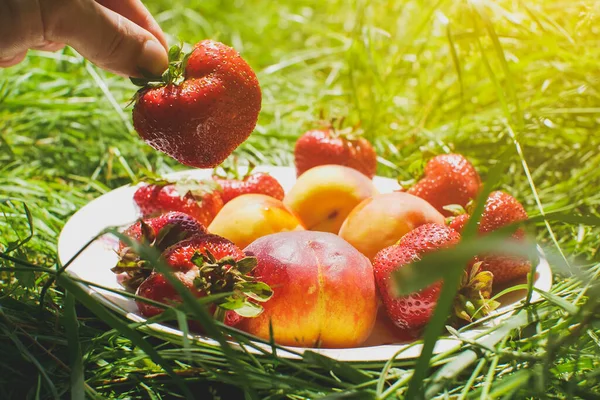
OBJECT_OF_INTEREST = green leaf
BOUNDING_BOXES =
[130,77,149,87]
[221,300,263,318]
[240,281,273,302]
[168,45,182,61]
[442,204,466,216]
[237,256,258,274]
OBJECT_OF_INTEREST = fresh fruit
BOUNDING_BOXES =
[135,270,199,318]
[407,154,481,216]
[283,165,378,233]
[338,192,445,260]
[134,179,223,226]
[294,126,377,178]
[132,40,261,168]
[213,169,284,204]
[448,191,530,284]
[162,234,246,272]
[135,271,243,327]
[136,234,272,326]
[112,211,207,291]
[208,194,303,249]
[241,231,377,348]
[373,224,497,333]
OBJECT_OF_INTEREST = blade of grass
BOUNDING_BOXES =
[63,290,85,400]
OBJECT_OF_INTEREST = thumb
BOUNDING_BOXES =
[42,1,168,77]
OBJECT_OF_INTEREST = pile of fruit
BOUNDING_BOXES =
[115,40,531,349]
[112,133,531,349]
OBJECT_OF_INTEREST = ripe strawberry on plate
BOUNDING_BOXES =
[448,191,531,284]
[132,40,261,168]
[373,224,498,335]
[212,162,284,204]
[294,121,377,179]
[112,211,207,291]
[135,233,272,328]
[162,234,245,272]
[133,178,223,226]
[407,154,481,217]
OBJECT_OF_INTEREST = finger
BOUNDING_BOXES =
[96,0,168,50]
[0,51,28,68]
[31,41,65,52]
[0,0,44,60]
[41,0,168,77]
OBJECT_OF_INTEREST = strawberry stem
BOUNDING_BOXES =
[192,250,272,319]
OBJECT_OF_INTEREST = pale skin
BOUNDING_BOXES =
[0,0,169,77]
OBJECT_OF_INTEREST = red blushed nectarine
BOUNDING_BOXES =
[241,231,377,348]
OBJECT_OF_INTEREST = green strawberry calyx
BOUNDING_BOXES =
[213,156,257,181]
[137,176,223,202]
[130,44,193,89]
[111,221,185,292]
[191,250,273,321]
[453,261,500,323]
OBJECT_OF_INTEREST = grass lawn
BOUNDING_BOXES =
[1,0,600,398]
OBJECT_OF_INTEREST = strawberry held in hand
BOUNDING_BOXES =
[373,224,498,333]
[213,163,284,204]
[132,40,261,168]
[408,154,481,216]
[294,121,377,178]
[448,191,531,284]
[134,178,223,226]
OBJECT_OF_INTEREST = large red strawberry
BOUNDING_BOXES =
[113,211,207,291]
[373,224,497,334]
[408,154,481,217]
[212,163,284,204]
[448,191,530,284]
[294,125,377,178]
[132,40,261,168]
[133,179,223,226]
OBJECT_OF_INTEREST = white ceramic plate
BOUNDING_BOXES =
[58,166,552,362]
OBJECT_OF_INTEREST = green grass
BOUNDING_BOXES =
[1,0,600,398]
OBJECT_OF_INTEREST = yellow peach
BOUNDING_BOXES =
[338,192,445,260]
[208,194,303,249]
[283,165,378,233]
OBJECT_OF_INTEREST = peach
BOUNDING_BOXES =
[208,194,303,249]
[241,231,377,348]
[338,192,445,260]
[283,165,378,233]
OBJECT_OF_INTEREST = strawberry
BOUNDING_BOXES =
[131,40,261,168]
[133,178,223,226]
[294,123,377,178]
[212,163,284,204]
[407,154,481,217]
[135,270,199,318]
[447,191,530,284]
[113,211,207,291]
[135,234,272,327]
[162,234,245,272]
[117,211,207,253]
[373,224,497,334]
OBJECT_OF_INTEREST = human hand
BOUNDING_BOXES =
[0,0,169,77]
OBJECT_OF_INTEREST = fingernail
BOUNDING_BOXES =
[138,39,168,77]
